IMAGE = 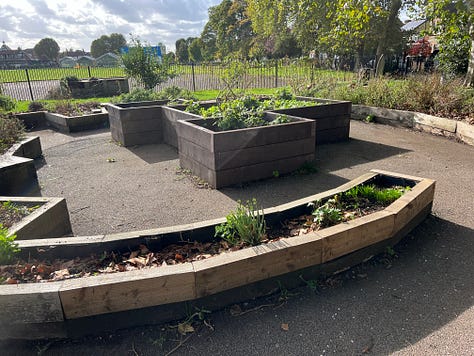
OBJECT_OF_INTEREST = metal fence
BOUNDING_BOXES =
[0,60,356,101]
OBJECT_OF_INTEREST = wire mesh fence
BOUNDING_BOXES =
[0,59,356,101]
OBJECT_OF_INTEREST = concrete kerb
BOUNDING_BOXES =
[351,104,474,146]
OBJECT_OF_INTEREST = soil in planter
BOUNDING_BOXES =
[0,201,39,229]
[51,101,102,116]
[0,184,410,284]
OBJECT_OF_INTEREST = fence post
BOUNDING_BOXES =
[274,60,278,88]
[25,69,34,101]
[191,62,196,92]
[88,66,92,77]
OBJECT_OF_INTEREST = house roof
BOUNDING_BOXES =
[401,19,427,32]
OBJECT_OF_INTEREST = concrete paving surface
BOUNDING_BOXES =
[1,120,473,355]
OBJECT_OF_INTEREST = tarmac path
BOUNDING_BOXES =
[2,120,473,355]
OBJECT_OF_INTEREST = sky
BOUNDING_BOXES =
[0,0,222,53]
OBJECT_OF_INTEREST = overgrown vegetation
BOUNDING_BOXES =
[215,199,266,247]
[294,75,474,122]
[185,91,314,131]
[310,184,410,229]
[116,86,196,103]
[0,114,24,154]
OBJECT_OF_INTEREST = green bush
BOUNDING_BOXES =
[0,114,24,154]
[155,86,197,101]
[294,75,473,120]
[0,94,15,112]
[116,88,159,103]
[0,224,20,265]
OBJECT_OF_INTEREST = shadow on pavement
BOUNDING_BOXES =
[221,171,350,208]
[317,138,411,171]
[127,144,178,164]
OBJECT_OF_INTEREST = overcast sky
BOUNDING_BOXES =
[0,0,222,53]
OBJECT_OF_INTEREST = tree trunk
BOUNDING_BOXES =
[464,24,474,86]
[375,0,402,76]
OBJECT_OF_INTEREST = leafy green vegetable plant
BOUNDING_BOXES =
[215,199,266,246]
[0,224,20,265]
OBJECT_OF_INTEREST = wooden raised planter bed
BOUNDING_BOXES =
[106,100,169,147]
[44,111,109,133]
[177,113,316,188]
[1,196,72,240]
[274,97,352,144]
[14,110,109,133]
[0,170,435,339]
[0,136,42,196]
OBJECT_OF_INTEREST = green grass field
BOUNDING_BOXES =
[0,63,356,83]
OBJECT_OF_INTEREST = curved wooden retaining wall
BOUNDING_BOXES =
[0,170,435,340]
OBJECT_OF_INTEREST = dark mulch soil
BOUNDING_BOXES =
[0,203,33,229]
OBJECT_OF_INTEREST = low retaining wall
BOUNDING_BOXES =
[352,105,474,146]
[1,170,435,339]
[0,136,42,196]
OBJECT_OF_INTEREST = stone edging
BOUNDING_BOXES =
[351,104,474,146]
[0,170,435,339]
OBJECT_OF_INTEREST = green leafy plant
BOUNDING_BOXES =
[215,199,266,246]
[0,224,20,265]
[310,197,343,228]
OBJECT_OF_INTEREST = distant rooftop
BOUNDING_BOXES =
[402,19,427,31]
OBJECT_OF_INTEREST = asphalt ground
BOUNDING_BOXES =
[2,120,473,355]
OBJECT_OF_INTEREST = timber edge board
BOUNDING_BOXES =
[0,169,435,339]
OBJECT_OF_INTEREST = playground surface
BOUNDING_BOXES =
[2,120,473,355]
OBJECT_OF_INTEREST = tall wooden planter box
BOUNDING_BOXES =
[106,101,168,147]
[177,113,316,188]
[272,98,352,144]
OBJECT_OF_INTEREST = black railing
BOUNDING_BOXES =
[0,60,356,101]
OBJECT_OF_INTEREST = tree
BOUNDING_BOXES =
[90,33,126,58]
[201,0,254,59]
[175,38,190,63]
[188,38,203,62]
[34,38,60,62]
[121,37,175,90]
[248,0,406,71]
[416,0,474,85]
